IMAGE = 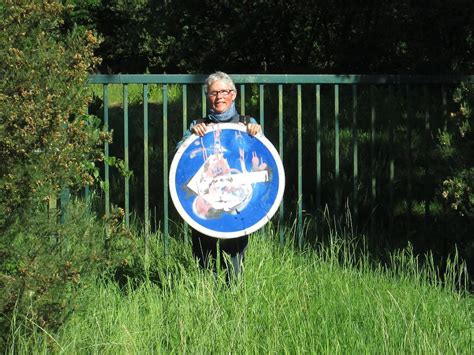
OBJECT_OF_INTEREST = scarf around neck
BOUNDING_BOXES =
[207,102,238,123]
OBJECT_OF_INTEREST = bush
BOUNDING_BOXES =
[0,0,106,228]
[438,83,474,217]
[0,1,125,349]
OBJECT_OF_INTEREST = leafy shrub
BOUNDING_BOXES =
[0,0,131,349]
[438,83,474,217]
[0,0,107,228]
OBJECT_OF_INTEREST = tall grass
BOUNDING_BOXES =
[8,225,472,354]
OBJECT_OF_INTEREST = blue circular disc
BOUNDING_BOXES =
[169,123,285,239]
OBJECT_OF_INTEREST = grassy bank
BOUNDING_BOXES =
[8,229,472,353]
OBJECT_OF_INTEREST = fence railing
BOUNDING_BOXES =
[87,74,474,248]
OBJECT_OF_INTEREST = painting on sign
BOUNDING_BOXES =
[169,123,285,239]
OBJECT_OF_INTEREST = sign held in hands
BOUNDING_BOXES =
[169,123,285,239]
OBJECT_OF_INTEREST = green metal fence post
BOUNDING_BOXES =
[388,86,395,236]
[423,86,431,225]
[240,84,246,115]
[163,84,169,253]
[201,85,207,118]
[123,84,130,228]
[143,84,150,254]
[334,85,340,217]
[297,84,303,249]
[406,85,413,231]
[370,86,376,239]
[316,84,322,235]
[182,84,189,243]
[352,85,358,231]
[278,84,285,245]
[103,84,110,218]
[259,84,265,132]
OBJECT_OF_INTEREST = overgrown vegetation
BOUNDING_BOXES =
[0,0,105,228]
[1,1,473,352]
[0,1,116,349]
[4,204,472,353]
[0,200,135,350]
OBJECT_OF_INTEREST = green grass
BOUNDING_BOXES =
[88,83,184,106]
[8,229,473,354]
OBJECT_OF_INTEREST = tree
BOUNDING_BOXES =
[67,0,473,74]
[0,0,107,227]
[0,2,134,346]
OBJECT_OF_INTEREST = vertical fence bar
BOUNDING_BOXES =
[316,85,321,215]
[388,86,395,235]
[440,84,448,223]
[334,85,340,216]
[182,84,188,243]
[123,84,130,227]
[423,86,431,224]
[103,84,110,217]
[259,84,265,132]
[352,85,358,230]
[163,84,169,252]
[182,85,188,134]
[406,85,413,229]
[370,86,376,238]
[297,84,303,248]
[201,85,206,118]
[240,84,246,115]
[278,84,285,244]
[143,84,150,252]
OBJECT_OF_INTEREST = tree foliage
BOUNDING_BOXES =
[68,0,473,74]
[438,84,474,217]
[0,0,107,227]
[0,2,138,347]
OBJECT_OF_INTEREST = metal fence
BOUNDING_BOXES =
[87,74,474,248]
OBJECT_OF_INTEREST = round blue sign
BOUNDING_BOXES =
[169,123,285,238]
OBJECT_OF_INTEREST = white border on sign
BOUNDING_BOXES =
[169,123,285,239]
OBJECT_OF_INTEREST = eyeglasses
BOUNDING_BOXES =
[207,89,234,97]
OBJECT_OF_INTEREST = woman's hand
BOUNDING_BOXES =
[193,122,261,136]
[247,123,261,136]
[192,122,207,136]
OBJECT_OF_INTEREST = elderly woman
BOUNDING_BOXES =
[178,71,261,281]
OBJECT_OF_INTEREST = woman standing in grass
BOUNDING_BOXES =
[178,71,261,281]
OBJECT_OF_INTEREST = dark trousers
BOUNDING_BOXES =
[191,229,248,280]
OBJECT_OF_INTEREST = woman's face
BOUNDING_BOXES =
[207,80,236,113]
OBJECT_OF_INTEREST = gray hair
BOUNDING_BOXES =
[205,71,236,92]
